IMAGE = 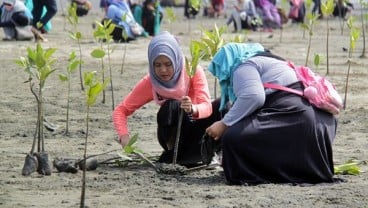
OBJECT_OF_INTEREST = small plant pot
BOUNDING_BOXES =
[35,152,52,176]
[78,158,98,171]
[21,153,39,176]
[53,158,78,174]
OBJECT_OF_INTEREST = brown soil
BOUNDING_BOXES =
[0,4,367,208]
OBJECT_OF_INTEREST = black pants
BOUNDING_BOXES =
[31,0,57,27]
[156,98,226,166]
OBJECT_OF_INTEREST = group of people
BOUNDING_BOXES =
[225,0,354,33]
[112,31,339,185]
[0,0,95,41]
[0,0,57,41]
[100,0,163,42]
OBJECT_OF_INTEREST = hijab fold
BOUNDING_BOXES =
[208,43,265,110]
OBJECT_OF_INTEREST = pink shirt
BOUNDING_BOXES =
[112,67,212,137]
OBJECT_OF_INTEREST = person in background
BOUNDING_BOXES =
[141,0,162,36]
[332,0,353,19]
[288,0,305,24]
[312,0,322,18]
[184,0,199,19]
[207,0,225,18]
[30,0,57,34]
[0,0,32,40]
[0,0,46,41]
[226,0,259,32]
[71,0,92,17]
[129,0,143,25]
[206,42,337,185]
[113,31,225,167]
[254,0,281,32]
[104,0,147,42]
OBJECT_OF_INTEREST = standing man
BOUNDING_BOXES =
[31,0,57,33]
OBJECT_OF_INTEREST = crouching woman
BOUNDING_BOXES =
[206,42,337,185]
[0,0,33,41]
[113,31,225,166]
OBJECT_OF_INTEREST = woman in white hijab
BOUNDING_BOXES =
[0,0,33,40]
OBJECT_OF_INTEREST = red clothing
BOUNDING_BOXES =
[112,67,212,137]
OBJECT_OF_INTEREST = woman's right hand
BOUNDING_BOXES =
[119,134,130,148]
[205,121,228,140]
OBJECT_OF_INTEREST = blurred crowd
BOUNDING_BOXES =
[0,0,355,41]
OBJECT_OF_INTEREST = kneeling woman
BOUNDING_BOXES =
[113,31,224,166]
[206,43,337,185]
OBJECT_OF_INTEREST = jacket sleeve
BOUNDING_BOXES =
[188,66,212,119]
[112,75,154,137]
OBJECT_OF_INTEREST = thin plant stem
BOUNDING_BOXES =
[172,83,191,165]
[80,105,90,208]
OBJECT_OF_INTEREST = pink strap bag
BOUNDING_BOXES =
[264,62,343,115]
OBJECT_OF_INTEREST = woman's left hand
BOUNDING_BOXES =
[206,121,227,140]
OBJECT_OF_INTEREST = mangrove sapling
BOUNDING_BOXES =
[92,19,117,110]
[334,159,365,175]
[165,7,177,33]
[343,17,361,109]
[321,0,335,74]
[67,3,85,91]
[80,71,108,208]
[197,25,226,99]
[16,43,57,176]
[117,133,159,171]
[120,30,129,75]
[172,40,203,166]
[59,51,81,135]
[358,0,368,58]
[301,12,319,66]
[119,14,130,75]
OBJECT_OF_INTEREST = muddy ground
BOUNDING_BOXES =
[0,3,367,208]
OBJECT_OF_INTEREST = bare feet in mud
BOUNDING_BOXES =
[21,153,38,176]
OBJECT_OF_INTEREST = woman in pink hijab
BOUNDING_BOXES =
[113,31,225,166]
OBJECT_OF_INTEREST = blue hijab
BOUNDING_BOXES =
[208,42,265,110]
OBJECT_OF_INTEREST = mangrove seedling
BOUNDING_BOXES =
[92,19,116,110]
[343,17,360,109]
[80,71,108,208]
[67,2,84,91]
[334,159,365,175]
[120,14,130,75]
[321,0,335,74]
[59,51,81,135]
[16,43,57,176]
[301,12,319,66]
[165,7,177,33]
[198,25,226,98]
[172,40,203,166]
[358,0,368,58]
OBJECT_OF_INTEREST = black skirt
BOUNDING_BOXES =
[222,82,337,185]
[156,98,225,166]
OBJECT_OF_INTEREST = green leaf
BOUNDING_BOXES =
[59,74,68,82]
[91,49,106,58]
[334,160,362,175]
